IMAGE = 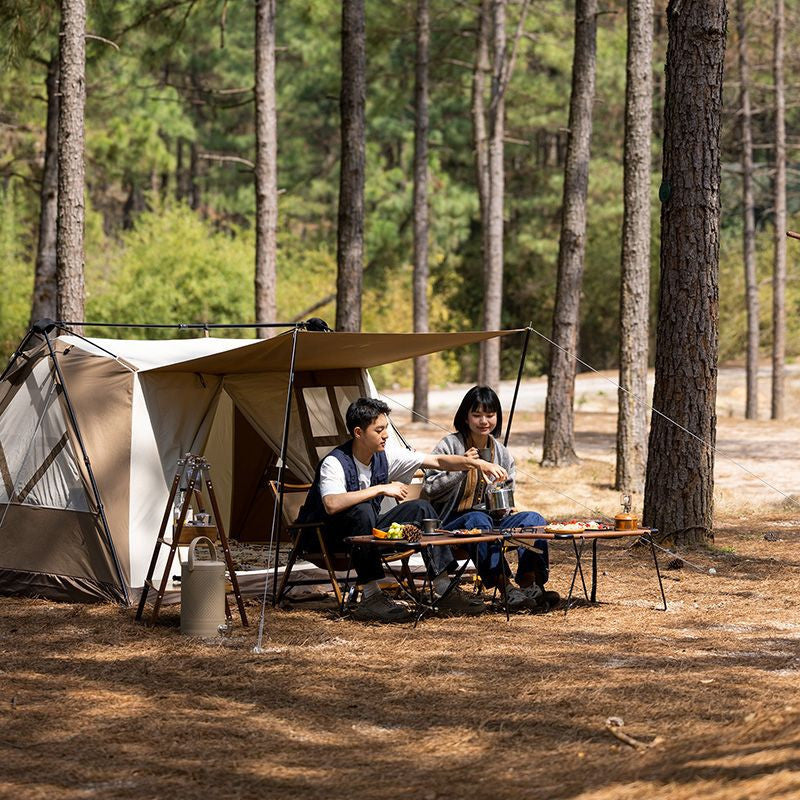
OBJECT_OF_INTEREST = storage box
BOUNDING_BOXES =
[175,523,218,544]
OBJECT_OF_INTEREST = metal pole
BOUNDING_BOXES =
[42,331,130,605]
[58,321,303,331]
[504,325,532,447]
[269,325,301,606]
[0,328,35,383]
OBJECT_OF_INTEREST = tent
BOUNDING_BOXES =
[0,324,521,604]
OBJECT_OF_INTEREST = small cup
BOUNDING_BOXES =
[477,447,492,462]
[422,518,439,534]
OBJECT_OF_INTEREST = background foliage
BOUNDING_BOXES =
[0,0,798,383]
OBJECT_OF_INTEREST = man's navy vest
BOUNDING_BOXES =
[298,440,389,523]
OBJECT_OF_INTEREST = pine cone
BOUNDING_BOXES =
[402,524,423,542]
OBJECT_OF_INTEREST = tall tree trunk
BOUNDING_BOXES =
[736,0,759,420]
[472,0,490,252]
[643,0,727,546]
[412,0,430,420]
[615,0,653,496]
[56,0,86,332]
[31,53,59,326]
[541,0,598,468]
[771,0,786,420]
[190,141,200,210]
[176,137,185,203]
[479,0,507,387]
[254,0,278,337]
[335,0,366,332]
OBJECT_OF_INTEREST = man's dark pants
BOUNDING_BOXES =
[325,498,454,584]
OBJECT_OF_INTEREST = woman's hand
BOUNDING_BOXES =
[479,461,507,483]
[464,447,480,460]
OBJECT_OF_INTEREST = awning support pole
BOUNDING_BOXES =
[42,329,130,605]
[504,325,532,447]
[255,324,301,651]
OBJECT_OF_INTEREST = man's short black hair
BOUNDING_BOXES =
[346,397,391,436]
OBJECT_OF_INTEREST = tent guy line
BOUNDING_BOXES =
[524,324,799,512]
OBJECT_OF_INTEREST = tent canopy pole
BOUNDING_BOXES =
[504,326,532,447]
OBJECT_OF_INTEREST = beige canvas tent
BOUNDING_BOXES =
[0,325,520,604]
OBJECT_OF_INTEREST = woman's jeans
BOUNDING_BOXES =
[442,510,549,589]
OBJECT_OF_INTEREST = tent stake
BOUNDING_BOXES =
[504,325,532,447]
[42,330,130,605]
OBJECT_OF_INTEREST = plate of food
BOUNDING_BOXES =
[544,522,586,534]
[451,528,487,537]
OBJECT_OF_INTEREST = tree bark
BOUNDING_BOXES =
[412,0,430,420]
[771,0,786,420]
[190,141,200,210]
[56,0,86,332]
[643,0,727,546]
[254,0,278,337]
[479,0,507,387]
[736,0,759,420]
[615,0,653,496]
[31,53,59,326]
[541,0,598,468]
[472,0,491,252]
[335,0,366,333]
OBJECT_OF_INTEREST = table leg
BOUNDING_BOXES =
[591,537,598,603]
[340,550,355,616]
[572,538,589,600]
[647,532,668,611]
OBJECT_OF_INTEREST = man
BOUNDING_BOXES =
[299,397,507,621]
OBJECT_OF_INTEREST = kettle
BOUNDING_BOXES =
[486,480,515,518]
[180,536,227,637]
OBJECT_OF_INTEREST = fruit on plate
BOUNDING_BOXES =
[373,523,424,541]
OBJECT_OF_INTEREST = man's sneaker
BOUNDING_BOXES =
[505,586,528,611]
[522,584,545,610]
[524,585,560,612]
[351,591,411,622]
[435,587,486,615]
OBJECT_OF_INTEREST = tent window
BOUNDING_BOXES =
[0,359,90,511]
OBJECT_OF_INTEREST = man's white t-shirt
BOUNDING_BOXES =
[318,441,424,500]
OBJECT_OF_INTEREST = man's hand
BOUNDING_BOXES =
[381,481,409,501]
[479,460,508,483]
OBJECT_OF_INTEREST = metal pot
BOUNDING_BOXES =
[486,481,515,516]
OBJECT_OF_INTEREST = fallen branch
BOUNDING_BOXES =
[605,716,664,751]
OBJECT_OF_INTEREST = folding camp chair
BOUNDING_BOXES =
[270,481,418,608]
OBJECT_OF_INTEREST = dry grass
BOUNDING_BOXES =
[2,518,800,799]
[3,373,800,799]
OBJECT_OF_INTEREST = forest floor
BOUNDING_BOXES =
[2,364,800,799]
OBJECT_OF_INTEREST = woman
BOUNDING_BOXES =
[423,386,559,611]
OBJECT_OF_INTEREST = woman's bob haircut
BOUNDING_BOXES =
[453,385,503,440]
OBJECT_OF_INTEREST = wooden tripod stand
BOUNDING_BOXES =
[135,453,248,628]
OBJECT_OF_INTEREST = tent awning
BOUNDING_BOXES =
[142,329,524,374]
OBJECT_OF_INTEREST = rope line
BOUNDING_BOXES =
[378,322,799,519]
[525,326,800,511]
